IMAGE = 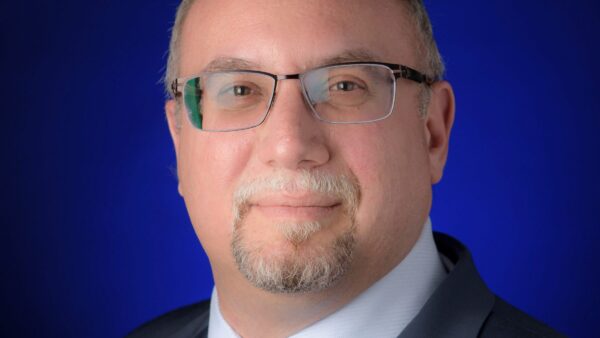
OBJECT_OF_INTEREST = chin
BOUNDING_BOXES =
[231,218,357,294]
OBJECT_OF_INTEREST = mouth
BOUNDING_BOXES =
[249,194,342,220]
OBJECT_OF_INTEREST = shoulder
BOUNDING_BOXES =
[479,297,566,338]
[126,300,211,338]
[421,233,566,338]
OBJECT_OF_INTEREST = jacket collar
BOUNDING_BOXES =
[398,232,495,338]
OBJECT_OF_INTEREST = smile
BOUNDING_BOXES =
[249,195,342,219]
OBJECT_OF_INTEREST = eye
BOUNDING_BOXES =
[216,83,260,100]
[330,81,360,92]
[231,85,253,96]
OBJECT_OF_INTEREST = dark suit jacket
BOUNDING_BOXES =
[127,233,565,338]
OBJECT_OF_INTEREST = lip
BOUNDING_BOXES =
[249,194,342,219]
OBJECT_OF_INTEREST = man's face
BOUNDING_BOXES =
[168,0,450,294]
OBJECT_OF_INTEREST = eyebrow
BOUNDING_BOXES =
[201,48,381,73]
[317,48,380,66]
[203,57,261,72]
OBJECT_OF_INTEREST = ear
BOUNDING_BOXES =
[424,81,455,184]
[165,99,180,152]
[165,99,184,196]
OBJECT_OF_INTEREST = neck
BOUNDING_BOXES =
[214,253,384,338]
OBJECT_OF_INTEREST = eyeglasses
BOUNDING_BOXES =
[171,62,433,132]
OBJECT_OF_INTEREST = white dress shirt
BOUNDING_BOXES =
[208,218,447,338]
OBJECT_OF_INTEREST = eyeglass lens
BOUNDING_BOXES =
[183,64,396,131]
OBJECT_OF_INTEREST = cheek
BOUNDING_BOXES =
[177,130,253,254]
[340,121,426,195]
[336,117,431,250]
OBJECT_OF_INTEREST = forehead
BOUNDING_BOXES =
[179,0,418,75]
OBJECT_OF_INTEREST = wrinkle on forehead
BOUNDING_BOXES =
[202,48,384,73]
[180,0,417,76]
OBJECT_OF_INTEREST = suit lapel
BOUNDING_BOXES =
[397,233,495,338]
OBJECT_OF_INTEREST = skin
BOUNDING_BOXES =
[165,0,455,337]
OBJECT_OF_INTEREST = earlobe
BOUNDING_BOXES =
[425,81,455,184]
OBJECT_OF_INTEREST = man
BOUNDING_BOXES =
[129,0,563,337]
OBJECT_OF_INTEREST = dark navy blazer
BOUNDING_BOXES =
[127,233,565,338]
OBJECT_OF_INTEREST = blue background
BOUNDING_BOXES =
[1,0,599,337]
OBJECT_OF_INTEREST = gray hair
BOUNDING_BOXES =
[164,0,444,117]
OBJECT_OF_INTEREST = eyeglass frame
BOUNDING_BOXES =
[170,61,435,132]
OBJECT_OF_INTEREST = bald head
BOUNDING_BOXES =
[163,0,444,97]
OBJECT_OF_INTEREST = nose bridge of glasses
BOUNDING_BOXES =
[270,73,314,114]
[276,74,301,80]
[273,73,308,101]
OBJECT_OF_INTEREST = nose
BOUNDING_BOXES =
[255,80,331,170]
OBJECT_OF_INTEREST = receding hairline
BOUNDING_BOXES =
[164,0,444,98]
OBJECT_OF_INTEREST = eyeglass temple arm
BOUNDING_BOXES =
[393,65,435,85]
[171,78,204,98]
[171,79,183,97]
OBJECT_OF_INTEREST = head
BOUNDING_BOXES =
[164,0,454,294]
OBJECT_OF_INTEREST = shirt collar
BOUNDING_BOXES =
[209,217,447,338]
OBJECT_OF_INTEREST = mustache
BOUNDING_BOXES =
[232,170,361,222]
